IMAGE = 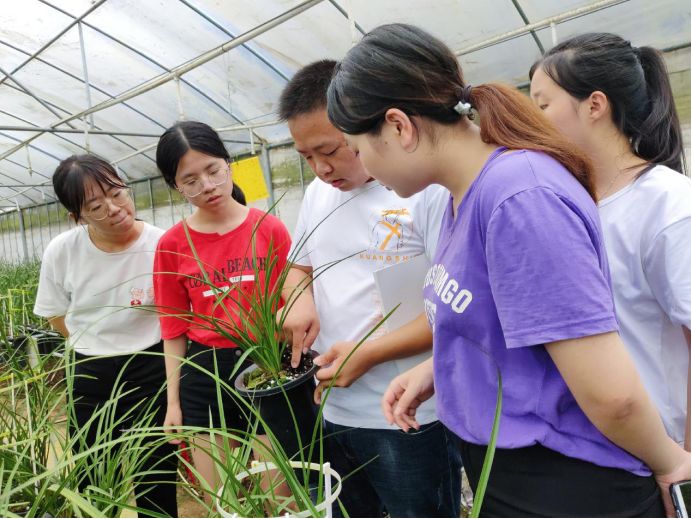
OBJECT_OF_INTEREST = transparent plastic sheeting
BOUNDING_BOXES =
[0,0,689,206]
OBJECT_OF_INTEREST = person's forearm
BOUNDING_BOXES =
[360,314,433,369]
[48,315,69,338]
[548,332,684,474]
[281,266,314,309]
[164,336,187,406]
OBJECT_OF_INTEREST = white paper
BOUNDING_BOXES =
[372,254,433,374]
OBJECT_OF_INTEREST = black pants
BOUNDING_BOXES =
[70,343,178,517]
[179,341,262,433]
[457,437,664,517]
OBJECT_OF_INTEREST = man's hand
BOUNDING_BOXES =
[314,340,370,387]
[278,295,320,368]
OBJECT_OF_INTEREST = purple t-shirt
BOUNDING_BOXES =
[424,148,650,476]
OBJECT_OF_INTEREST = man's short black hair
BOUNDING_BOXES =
[278,59,338,121]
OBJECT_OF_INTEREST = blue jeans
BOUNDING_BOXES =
[324,419,462,518]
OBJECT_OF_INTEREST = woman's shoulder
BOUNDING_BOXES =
[248,208,289,234]
[480,149,595,216]
[43,226,85,258]
[630,165,691,228]
[635,165,691,197]
[157,220,186,249]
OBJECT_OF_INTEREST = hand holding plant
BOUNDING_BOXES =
[314,340,371,388]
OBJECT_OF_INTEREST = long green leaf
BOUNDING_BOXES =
[470,369,502,518]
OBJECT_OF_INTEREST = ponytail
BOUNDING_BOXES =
[532,33,685,175]
[636,46,685,173]
[327,23,595,198]
[231,183,246,206]
[469,83,594,197]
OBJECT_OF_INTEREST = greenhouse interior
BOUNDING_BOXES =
[1,0,690,517]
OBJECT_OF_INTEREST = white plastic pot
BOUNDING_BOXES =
[217,460,342,518]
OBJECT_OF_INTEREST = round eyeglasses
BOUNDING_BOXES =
[177,166,230,198]
[84,188,132,221]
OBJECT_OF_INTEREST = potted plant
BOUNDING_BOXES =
[166,217,329,466]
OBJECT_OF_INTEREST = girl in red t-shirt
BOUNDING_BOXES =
[154,121,291,503]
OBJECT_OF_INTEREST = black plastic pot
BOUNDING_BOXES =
[0,335,30,366]
[33,331,64,357]
[234,351,321,464]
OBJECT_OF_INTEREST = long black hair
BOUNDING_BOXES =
[53,154,127,222]
[530,32,685,174]
[156,121,246,205]
[327,23,594,197]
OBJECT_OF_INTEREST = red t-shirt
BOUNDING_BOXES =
[154,208,291,347]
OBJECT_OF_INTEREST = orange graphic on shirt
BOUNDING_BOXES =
[378,221,402,250]
[371,208,412,254]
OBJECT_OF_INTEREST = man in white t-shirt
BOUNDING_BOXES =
[279,60,461,518]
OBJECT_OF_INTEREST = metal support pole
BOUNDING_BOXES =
[55,203,62,234]
[550,22,558,45]
[175,76,185,121]
[0,0,324,163]
[37,206,45,255]
[2,214,8,262]
[130,184,137,209]
[26,206,36,259]
[260,144,276,214]
[16,204,28,262]
[0,0,106,87]
[25,146,33,177]
[298,153,305,194]
[78,22,95,130]
[0,214,7,262]
[0,64,78,129]
[147,178,156,226]
[454,0,628,56]
[7,212,15,262]
[41,190,52,241]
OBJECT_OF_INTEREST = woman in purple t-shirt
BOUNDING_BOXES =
[326,23,689,517]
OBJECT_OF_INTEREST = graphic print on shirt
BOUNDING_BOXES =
[424,299,437,329]
[360,208,414,264]
[186,256,265,290]
[130,287,144,306]
[423,263,473,315]
[130,286,155,306]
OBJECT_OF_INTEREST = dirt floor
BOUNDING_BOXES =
[176,486,208,518]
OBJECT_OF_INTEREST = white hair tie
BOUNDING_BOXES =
[453,101,473,115]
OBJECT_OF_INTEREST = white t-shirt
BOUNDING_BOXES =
[34,222,165,356]
[290,179,448,428]
[599,165,691,444]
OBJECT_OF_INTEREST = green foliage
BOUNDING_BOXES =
[0,260,46,339]
[0,260,41,293]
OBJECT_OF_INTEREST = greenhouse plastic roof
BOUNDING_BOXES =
[0,0,689,207]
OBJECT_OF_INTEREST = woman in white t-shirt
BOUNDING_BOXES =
[530,32,691,449]
[33,154,177,517]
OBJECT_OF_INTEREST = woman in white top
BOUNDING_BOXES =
[530,32,691,450]
[34,154,177,516]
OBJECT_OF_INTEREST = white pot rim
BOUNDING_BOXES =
[216,460,342,518]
